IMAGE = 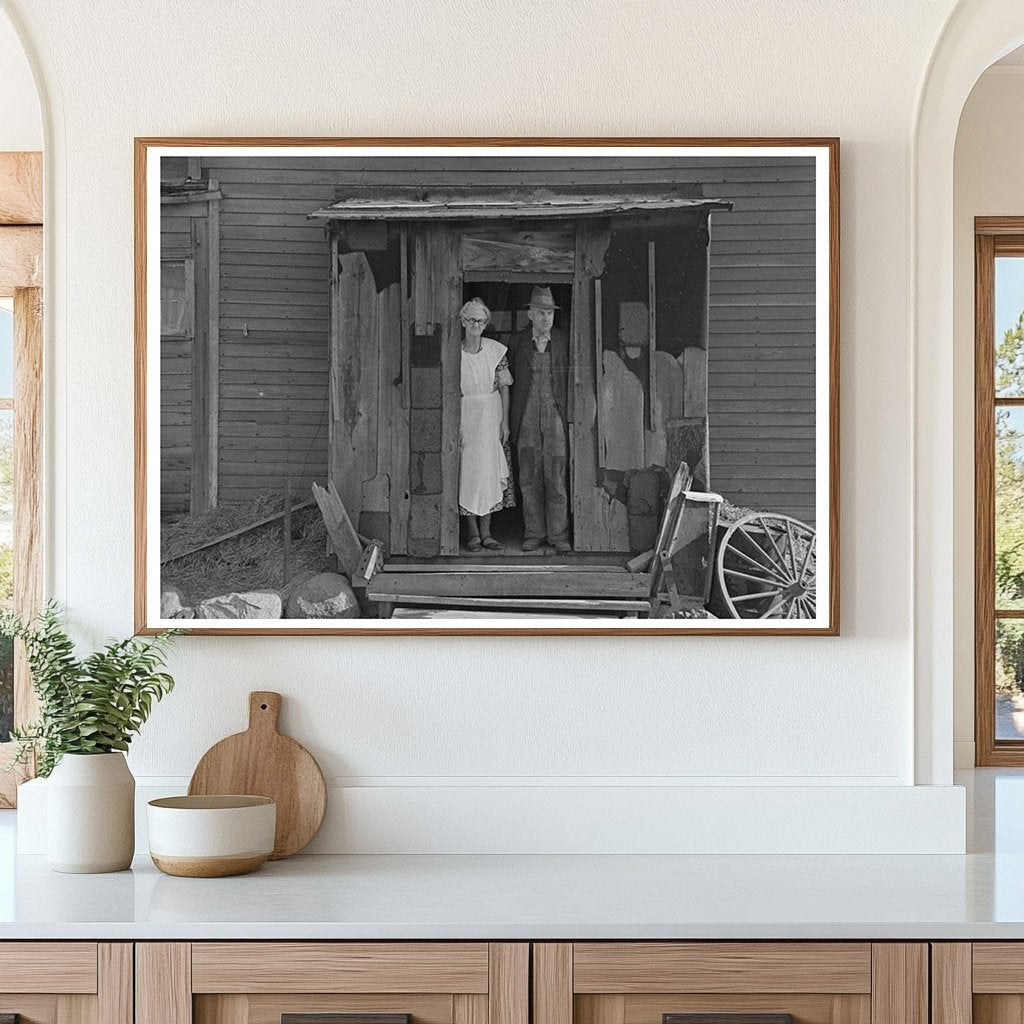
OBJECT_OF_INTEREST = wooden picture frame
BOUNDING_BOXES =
[135,138,840,635]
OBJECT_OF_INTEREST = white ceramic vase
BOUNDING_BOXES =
[46,752,135,873]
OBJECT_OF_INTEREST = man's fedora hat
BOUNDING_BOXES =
[524,285,560,310]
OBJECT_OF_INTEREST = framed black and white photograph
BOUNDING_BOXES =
[135,138,838,635]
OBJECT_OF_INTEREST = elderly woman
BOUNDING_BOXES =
[458,297,514,551]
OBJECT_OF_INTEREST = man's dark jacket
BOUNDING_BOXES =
[506,326,570,444]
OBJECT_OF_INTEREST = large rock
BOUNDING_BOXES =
[286,573,361,619]
[160,586,188,618]
[194,591,283,619]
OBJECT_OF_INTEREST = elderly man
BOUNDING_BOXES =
[507,286,571,553]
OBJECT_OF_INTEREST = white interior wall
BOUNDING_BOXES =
[952,65,1024,768]
[0,0,977,852]
[0,10,39,151]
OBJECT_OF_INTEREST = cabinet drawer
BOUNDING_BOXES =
[572,943,872,994]
[191,943,491,994]
[938,942,1024,1024]
[139,942,528,1024]
[0,943,130,1024]
[534,943,926,1024]
[0,942,98,994]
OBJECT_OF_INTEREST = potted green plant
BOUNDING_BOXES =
[2,603,178,873]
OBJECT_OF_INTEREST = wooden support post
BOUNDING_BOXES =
[282,479,291,587]
[594,277,605,467]
[647,240,657,432]
[400,225,410,410]
[206,182,220,508]
[437,226,462,556]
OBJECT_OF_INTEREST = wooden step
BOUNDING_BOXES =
[369,571,651,601]
[382,562,628,574]
[380,594,651,614]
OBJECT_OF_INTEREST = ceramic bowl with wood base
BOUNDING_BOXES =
[147,795,276,877]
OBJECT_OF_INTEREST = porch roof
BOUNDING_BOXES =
[309,186,733,221]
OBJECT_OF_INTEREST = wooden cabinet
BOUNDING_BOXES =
[933,943,1022,1024]
[0,943,132,1024]
[0,938,959,1024]
[136,944,528,1024]
[532,944,929,1024]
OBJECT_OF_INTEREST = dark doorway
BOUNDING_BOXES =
[459,280,573,555]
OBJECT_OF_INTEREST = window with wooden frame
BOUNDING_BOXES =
[0,152,44,806]
[975,217,1024,764]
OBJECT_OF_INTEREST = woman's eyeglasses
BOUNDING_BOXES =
[461,317,487,326]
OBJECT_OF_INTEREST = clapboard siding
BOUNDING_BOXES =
[202,157,335,505]
[159,222,192,514]
[698,160,817,526]
[168,155,818,523]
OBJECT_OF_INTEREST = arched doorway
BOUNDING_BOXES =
[913,0,1024,784]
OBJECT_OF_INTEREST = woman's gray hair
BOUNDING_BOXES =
[460,297,491,324]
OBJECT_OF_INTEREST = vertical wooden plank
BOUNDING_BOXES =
[98,944,133,1024]
[376,284,395,487]
[331,251,378,531]
[189,218,210,514]
[932,944,972,1024]
[136,944,192,1024]
[414,229,430,334]
[455,995,489,1024]
[871,944,928,1024]
[326,228,341,564]
[572,218,615,551]
[400,226,411,409]
[682,348,707,419]
[647,241,657,432]
[206,186,220,509]
[282,478,291,585]
[390,312,411,553]
[976,230,997,765]
[533,944,572,1024]
[489,943,528,1024]
[13,285,42,738]
[436,225,461,556]
[601,350,644,472]
[594,278,605,465]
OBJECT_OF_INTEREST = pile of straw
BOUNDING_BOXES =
[161,494,327,605]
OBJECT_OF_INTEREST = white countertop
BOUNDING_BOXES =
[0,849,1022,940]
[2,769,1023,941]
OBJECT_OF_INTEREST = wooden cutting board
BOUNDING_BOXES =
[188,691,326,859]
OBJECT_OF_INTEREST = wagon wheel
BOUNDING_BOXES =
[716,513,816,620]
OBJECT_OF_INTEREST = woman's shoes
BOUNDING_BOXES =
[481,536,502,550]
[466,536,483,551]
